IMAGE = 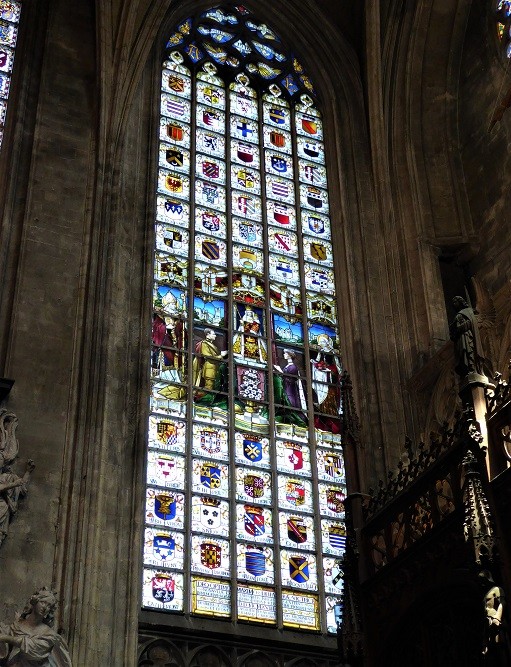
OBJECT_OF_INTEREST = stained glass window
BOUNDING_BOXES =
[144,4,346,634]
[496,1,511,57]
[0,1,20,149]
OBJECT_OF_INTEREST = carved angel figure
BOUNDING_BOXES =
[0,588,72,666]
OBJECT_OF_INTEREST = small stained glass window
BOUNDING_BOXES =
[0,1,20,149]
[496,1,511,57]
[144,4,345,635]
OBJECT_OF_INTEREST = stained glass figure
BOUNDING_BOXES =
[145,3,346,635]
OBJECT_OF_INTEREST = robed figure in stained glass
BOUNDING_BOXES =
[274,349,307,427]
[274,349,306,409]
[311,334,342,434]
[193,328,228,392]
[152,312,187,399]
[232,305,267,364]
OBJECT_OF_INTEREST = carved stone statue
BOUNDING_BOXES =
[449,296,484,378]
[0,455,35,546]
[0,587,72,666]
[0,409,35,547]
[480,572,507,658]
[0,409,19,463]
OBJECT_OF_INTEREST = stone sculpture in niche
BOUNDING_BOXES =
[0,587,72,666]
[449,296,485,378]
[0,409,35,547]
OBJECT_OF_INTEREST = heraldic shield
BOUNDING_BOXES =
[200,463,221,489]
[152,573,175,603]
[325,454,344,479]
[239,221,257,242]
[270,130,285,148]
[307,186,323,209]
[164,200,184,220]
[243,437,262,462]
[303,141,319,159]
[289,555,309,583]
[202,212,220,232]
[286,443,303,470]
[286,480,305,506]
[301,117,317,135]
[244,505,265,536]
[274,204,290,225]
[153,533,175,561]
[200,429,221,455]
[287,517,307,544]
[166,122,184,142]
[308,214,324,234]
[244,474,264,498]
[237,143,254,163]
[246,548,266,576]
[269,107,285,124]
[157,420,177,447]
[166,148,184,168]
[327,489,345,514]
[200,497,221,529]
[328,524,347,550]
[271,155,287,173]
[155,493,176,521]
[201,541,222,569]
[331,560,344,589]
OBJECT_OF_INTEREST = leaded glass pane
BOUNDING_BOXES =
[192,496,229,538]
[145,488,185,528]
[191,535,231,576]
[279,512,316,551]
[144,527,185,568]
[282,592,319,630]
[143,569,184,611]
[237,543,275,583]
[237,585,277,624]
[145,3,346,634]
[236,503,273,542]
[191,577,231,616]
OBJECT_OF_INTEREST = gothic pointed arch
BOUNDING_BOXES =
[143,2,348,636]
